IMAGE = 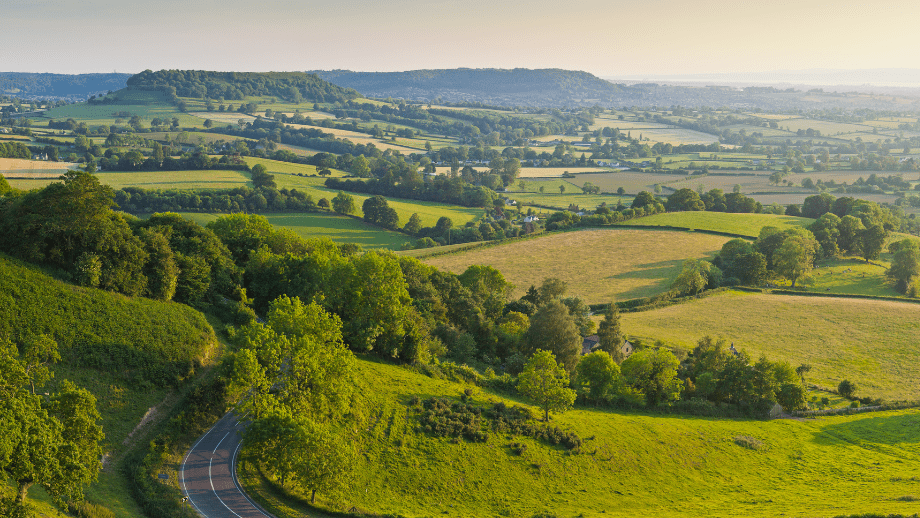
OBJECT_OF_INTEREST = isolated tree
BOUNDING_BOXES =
[671,259,720,296]
[559,184,566,194]
[517,350,577,421]
[621,348,682,407]
[631,191,657,209]
[596,303,624,362]
[203,118,213,128]
[331,191,355,215]
[362,195,399,230]
[522,299,582,374]
[859,224,887,263]
[837,379,857,399]
[795,364,812,385]
[574,350,621,404]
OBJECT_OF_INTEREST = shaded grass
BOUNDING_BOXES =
[425,229,731,304]
[620,290,920,400]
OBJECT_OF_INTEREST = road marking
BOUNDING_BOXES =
[232,438,271,517]
[213,432,230,454]
[181,414,226,516]
[210,457,243,518]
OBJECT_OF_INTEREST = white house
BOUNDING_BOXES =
[523,216,539,223]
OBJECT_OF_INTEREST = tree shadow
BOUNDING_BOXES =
[605,259,683,300]
[813,412,920,447]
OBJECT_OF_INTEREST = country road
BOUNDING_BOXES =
[180,412,272,517]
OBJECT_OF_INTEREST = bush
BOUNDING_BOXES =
[733,435,764,450]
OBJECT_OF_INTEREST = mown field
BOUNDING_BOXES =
[170,212,412,250]
[617,211,812,237]
[425,229,731,303]
[243,357,920,518]
[620,290,920,400]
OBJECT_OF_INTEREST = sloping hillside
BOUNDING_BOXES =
[313,68,640,106]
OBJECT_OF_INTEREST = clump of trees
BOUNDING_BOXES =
[0,336,104,512]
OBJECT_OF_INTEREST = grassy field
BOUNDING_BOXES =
[434,166,611,178]
[618,212,812,237]
[620,290,920,400]
[169,211,412,250]
[243,356,920,518]
[425,229,731,303]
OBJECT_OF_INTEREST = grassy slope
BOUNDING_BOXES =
[247,358,920,518]
[620,290,920,400]
[425,229,731,303]
[617,211,813,237]
[0,254,218,516]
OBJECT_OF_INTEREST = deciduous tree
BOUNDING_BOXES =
[517,350,577,421]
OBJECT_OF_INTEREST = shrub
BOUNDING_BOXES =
[733,435,764,450]
[838,379,858,399]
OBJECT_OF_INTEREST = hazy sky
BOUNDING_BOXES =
[5,0,920,78]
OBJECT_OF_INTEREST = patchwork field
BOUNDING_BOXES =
[434,166,611,178]
[618,212,812,237]
[243,357,920,518]
[424,229,731,303]
[620,290,920,400]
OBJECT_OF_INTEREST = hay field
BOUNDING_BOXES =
[620,290,920,400]
[0,158,78,177]
[425,229,730,303]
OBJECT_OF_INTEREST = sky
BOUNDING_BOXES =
[6,0,920,82]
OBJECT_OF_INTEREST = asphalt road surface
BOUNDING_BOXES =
[181,412,272,517]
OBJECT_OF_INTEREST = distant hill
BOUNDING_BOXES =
[0,72,132,100]
[126,70,362,104]
[311,68,639,107]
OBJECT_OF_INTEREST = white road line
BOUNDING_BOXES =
[212,432,230,454]
[210,457,243,518]
[181,415,226,516]
[231,439,270,517]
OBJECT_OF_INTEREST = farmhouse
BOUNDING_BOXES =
[523,216,539,223]
[581,335,634,358]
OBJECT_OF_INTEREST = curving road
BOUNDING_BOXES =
[180,412,272,517]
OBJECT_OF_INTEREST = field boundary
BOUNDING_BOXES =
[731,285,920,305]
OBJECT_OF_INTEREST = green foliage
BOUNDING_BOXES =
[362,195,400,230]
[522,300,582,374]
[671,259,721,296]
[573,351,621,403]
[516,350,577,421]
[887,239,920,293]
[666,188,705,212]
[230,296,357,421]
[621,348,682,407]
[0,338,103,508]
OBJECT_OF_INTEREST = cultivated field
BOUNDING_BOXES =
[618,212,812,237]
[243,357,920,518]
[188,112,257,125]
[424,229,731,303]
[621,290,920,400]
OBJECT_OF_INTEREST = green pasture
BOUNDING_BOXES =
[621,290,920,400]
[425,228,731,304]
[617,211,812,237]
[243,356,920,518]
